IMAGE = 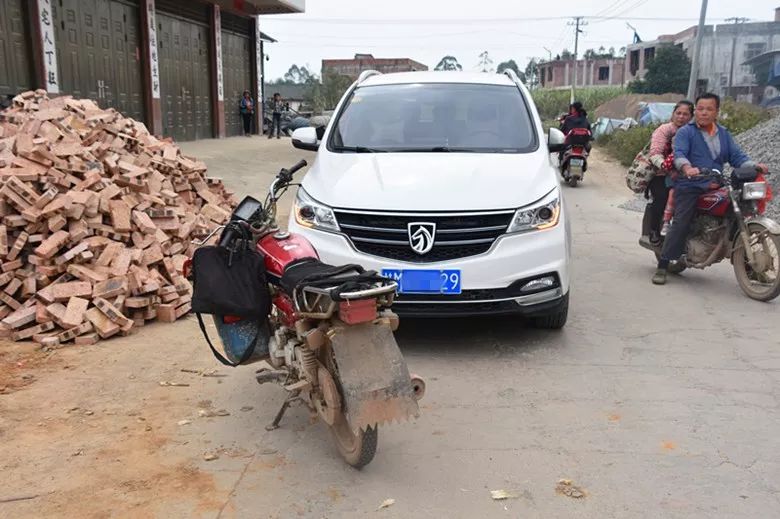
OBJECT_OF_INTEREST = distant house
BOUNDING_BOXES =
[538,57,626,90]
[322,53,428,80]
[263,83,308,113]
[625,7,780,104]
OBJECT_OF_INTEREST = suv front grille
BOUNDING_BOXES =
[333,209,514,263]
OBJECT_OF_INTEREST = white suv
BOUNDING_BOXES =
[288,70,571,327]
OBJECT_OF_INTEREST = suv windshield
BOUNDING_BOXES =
[328,83,537,153]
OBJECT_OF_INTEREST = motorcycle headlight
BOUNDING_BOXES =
[507,189,561,234]
[742,182,767,201]
[294,188,339,231]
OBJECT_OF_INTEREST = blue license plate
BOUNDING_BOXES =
[381,269,462,294]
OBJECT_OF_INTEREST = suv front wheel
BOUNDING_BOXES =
[532,292,569,329]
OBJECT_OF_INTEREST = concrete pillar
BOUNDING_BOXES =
[140,0,163,136]
[252,16,263,135]
[210,5,226,138]
[564,63,569,86]
[30,0,60,93]
[589,61,594,85]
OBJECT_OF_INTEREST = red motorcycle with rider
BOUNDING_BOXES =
[557,102,592,187]
[645,93,780,300]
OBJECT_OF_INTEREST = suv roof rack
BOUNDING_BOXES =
[502,69,524,87]
[357,70,382,84]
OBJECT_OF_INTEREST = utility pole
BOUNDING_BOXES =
[543,46,552,62]
[726,17,749,99]
[687,0,708,100]
[568,16,586,103]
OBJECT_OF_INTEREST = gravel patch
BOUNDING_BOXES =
[733,113,780,220]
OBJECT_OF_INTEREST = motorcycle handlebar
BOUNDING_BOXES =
[288,159,308,176]
[218,225,238,248]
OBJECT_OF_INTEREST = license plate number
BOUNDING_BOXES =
[570,158,584,166]
[381,269,462,294]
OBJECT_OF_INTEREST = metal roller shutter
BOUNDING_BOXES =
[53,0,144,122]
[157,12,213,141]
[0,0,34,96]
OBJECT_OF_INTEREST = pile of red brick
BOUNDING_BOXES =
[0,90,235,346]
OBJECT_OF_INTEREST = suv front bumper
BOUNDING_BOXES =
[288,214,570,317]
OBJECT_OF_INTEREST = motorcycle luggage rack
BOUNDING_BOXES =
[294,282,397,320]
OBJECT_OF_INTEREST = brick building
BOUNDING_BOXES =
[625,8,780,103]
[0,0,304,141]
[538,57,626,89]
[322,53,428,80]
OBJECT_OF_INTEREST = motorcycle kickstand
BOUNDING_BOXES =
[265,390,301,431]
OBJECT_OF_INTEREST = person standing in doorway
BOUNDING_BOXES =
[239,90,254,137]
[268,92,284,139]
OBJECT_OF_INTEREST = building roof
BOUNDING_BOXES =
[238,0,305,14]
[263,83,308,100]
[358,71,516,87]
[743,49,780,66]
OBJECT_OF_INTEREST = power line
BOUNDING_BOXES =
[264,15,728,25]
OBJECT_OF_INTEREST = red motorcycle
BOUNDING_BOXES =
[640,166,780,301]
[192,160,424,468]
[559,127,591,187]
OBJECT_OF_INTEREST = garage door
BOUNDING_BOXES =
[53,0,144,121]
[158,13,213,142]
[221,13,252,137]
[0,0,33,96]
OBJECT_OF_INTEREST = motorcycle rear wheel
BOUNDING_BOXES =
[732,223,780,301]
[328,413,378,469]
[568,177,579,187]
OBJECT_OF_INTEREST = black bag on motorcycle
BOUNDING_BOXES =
[190,244,271,366]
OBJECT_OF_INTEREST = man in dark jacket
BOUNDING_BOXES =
[652,93,767,285]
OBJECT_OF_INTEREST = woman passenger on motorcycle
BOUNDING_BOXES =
[646,100,694,243]
[560,102,591,135]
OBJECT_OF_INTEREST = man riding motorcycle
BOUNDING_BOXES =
[652,93,768,285]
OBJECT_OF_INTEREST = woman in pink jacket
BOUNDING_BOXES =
[646,100,694,242]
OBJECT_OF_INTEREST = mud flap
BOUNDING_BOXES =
[330,322,420,433]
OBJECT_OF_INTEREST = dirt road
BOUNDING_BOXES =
[1,138,778,518]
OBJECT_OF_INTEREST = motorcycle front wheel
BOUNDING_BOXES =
[329,413,378,469]
[733,223,780,301]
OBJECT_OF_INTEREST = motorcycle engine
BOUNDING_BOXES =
[686,215,724,265]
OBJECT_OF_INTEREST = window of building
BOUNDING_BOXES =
[598,66,609,81]
[744,42,766,61]
[630,50,640,75]
[548,68,553,81]
[644,47,655,64]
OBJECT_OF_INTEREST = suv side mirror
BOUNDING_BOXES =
[292,127,320,151]
[547,127,566,153]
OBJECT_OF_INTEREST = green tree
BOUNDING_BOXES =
[304,72,353,113]
[560,49,574,60]
[628,45,691,94]
[524,58,540,90]
[279,64,317,84]
[497,59,521,76]
[477,51,494,73]
[434,56,463,71]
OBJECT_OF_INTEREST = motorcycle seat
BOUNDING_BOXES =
[280,258,390,301]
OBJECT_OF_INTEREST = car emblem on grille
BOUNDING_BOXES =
[408,222,436,255]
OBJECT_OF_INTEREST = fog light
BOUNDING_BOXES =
[521,276,556,293]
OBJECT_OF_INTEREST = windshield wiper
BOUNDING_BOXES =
[392,146,477,153]
[332,145,387,153]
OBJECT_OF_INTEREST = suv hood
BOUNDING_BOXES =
[303,152,557,211]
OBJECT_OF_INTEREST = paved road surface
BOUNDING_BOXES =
[2,137,778,518]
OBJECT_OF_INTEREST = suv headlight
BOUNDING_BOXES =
[507,189,561,233]
[294,188,339,231]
